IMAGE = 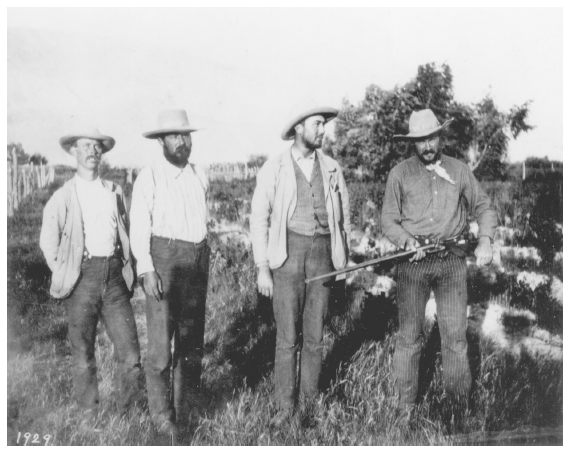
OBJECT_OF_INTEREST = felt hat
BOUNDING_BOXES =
[59,128,115,153]
[393,109,453,141]
[281,106,338,141]
[143,109,198,139]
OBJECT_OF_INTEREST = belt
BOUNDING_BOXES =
[83,247,121,262]
[152,235,207,247]
[414,234,470,258]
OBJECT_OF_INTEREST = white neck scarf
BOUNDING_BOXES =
[425,160,456,185]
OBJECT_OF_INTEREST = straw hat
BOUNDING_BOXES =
[393,109,453,141]
[143,109,198,139]
[59,128,115,153]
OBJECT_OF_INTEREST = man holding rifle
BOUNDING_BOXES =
[251,104,350,428]
[381,109,496,416]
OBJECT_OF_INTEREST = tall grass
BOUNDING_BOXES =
[7,170,563,445]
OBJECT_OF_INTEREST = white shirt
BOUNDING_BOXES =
[130,158,209,276]
[74,175,118,257]
[291,147,315,182]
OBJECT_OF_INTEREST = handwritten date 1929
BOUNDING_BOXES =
[16,432,52,446]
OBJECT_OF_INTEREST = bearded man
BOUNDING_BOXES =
[130,110,210,440]
[251,105,351,428]
[381,109,496,415]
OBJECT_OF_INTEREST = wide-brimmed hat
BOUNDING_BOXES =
[393,109,453,141]
[143,109,198,139]
[59,128,115,153]
[281,106,338,141]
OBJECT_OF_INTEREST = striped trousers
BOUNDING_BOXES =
[393,253,471,408]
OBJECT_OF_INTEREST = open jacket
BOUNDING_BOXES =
[251,149,351,271]
[39,177,135,299]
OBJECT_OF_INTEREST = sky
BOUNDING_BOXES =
[6,7,564,168]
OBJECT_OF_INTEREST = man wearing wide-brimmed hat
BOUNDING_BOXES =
[40,128,142,429]
[130,109,209,439]
[251,105,351,428]
[381,109,496,417]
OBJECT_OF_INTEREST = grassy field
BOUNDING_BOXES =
[7,167,563,445]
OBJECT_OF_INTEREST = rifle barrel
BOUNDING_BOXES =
[305,243,440,283]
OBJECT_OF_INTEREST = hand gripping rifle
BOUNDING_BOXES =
[305,236,472,284]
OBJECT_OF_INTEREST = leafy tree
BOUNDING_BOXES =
[326,63,533,182]
[247,154,268,168]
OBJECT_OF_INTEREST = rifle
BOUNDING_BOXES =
[305,237,472,284]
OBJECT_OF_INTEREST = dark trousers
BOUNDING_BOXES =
[67,255,142,413]
[272,230,334,410]
[393,253,471,408]
[144,236,210,426]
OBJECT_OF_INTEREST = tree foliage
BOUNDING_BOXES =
[325,63,533,182]
[29,153,49,165]
[247,154,268,168]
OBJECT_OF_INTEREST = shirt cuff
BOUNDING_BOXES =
[256,261,269,268]
[136,255,155,277]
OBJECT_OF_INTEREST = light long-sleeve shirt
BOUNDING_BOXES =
[381,154,497,248]
[130,158,209,276]
[75,175,118,257]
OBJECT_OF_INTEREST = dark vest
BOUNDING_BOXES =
[288,154,330,236]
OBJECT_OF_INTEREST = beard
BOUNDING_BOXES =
[164,144,191,166]
[301,133,323,150]
[418,148,441,165]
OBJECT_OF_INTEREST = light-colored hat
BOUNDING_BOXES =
[59,128,115,153]
[281,106,338,141]
[393,109,453,141]
[143,109,197,139]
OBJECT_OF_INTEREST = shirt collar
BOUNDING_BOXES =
[291,147,316,163]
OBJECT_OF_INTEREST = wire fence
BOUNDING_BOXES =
[205,163,259,181]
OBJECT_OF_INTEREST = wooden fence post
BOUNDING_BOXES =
[12,148,19,211]
[7,166,13,217]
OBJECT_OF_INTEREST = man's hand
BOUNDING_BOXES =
[257,265,274,298]
[474,236,493,267]
[143,271,163,302]
[404,237,425,262]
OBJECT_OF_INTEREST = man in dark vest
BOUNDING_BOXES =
[251,105,351,428]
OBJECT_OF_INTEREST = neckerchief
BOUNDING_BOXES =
[425,160,456,185]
